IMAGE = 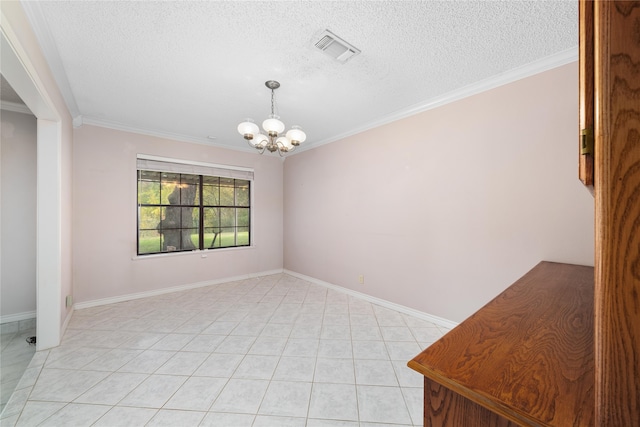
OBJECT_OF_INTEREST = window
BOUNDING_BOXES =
[136,158,252,255]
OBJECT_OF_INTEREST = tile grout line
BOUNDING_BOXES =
[6,273,435,426]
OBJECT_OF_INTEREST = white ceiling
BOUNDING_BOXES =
[20,1,578,154]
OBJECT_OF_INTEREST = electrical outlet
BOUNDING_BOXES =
[358,275,364,284]
[65,295,73,308]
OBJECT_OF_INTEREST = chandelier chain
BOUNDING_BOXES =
[271,88,276,116]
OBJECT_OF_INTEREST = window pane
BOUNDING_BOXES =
[159,229,178,251]
[237,208,249,227]
[203,207,219,228]
[138,171,160,204]
[219,227,235,248]
[192,208,200,228]
[236,180,250,207]
[139,206,161,230]
[160,229,198,251]
[237,227,250,246]
[203,176,219,185]
[204,228,222,248]
[188,229,200,249]
[159,207,180,229]
[139,170,160,181]
[181,207,197,229]
[139,230,162,254]
[181,174,199,205]
[220,208,236,227]
[220,178,235,205]
[158,207,195,229]
[203,176,219,205]
[160,173,180,205]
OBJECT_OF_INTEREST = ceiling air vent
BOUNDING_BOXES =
[313,30,360,63]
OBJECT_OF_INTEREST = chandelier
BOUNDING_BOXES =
[237,80,306,155]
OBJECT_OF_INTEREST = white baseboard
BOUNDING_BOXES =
[61,307,74,337]
[1,311,36,324]
[74,269,284,310]
[284,269,459,330]
[72,268,458,330]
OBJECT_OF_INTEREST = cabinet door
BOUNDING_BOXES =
[579,0,594,187]
[593,1,640,425]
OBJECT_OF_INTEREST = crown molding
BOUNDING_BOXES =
[21,1,80,118]
[72,115,83,128]
[1,100,32,115]
[80,115,256,153]
[65,45,576,157]
[295,47,579,154]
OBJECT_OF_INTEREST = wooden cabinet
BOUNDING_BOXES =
[408,262,594,426]
[579,0,594,187]
[592,1,640,424]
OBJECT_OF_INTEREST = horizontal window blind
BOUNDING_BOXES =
[137,158,253,181]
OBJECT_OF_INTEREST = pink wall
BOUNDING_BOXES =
[72,126,284,303]
[3,2,75,329]
[1,111,37,318]
[283,63,594,323]
[5,0,593,328]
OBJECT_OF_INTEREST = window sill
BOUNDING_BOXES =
[131,246,253,261]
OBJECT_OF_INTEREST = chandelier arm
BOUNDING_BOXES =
[249,136,268,154]
[275,139,293,156]
[246,139,264,153]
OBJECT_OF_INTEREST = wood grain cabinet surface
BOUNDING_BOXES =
[408,262,594,426]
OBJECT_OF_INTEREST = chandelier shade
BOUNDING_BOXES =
[286,126,307,146]
[262,116,285,136]
[251,133,269,148]
[237,80,306,155]
[237,120,259,139]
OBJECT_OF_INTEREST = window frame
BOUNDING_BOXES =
[135,156,253,257]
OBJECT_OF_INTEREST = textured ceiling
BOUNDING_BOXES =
[21,1,578,154]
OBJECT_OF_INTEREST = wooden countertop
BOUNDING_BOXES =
[408,262,594,426]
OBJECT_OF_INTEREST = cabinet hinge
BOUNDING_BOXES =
[581,128,594,155]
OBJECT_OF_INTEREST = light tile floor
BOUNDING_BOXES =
[1,321,37,414]
[0,274,450,426]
